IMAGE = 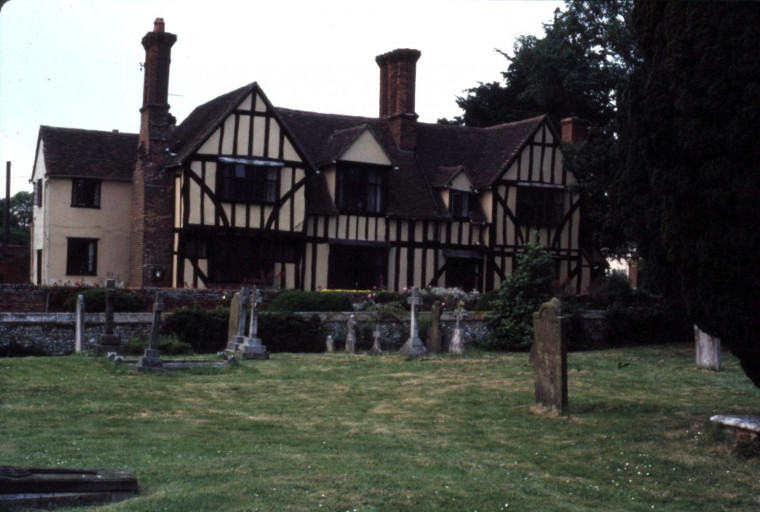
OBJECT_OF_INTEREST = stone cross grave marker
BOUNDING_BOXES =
[139,292,164,369]
[449,300,467,355]
[345,314,357,353]
[533,298,568,413]
[237,286,269,360]
[400,287,428,356]
[97,279,121,351]
[695,325,722,371]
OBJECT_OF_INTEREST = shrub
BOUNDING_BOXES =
[476,239,555,351]
[64,287,143,312]
[268,290,352,312]
[122,334,193,356]
[259,313,325,352]
[161,306,229,353]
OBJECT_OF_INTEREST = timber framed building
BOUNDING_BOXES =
[31,19,601,292]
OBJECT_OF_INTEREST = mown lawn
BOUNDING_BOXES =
[1,345,759,511]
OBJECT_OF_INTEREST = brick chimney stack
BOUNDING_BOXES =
[129,18,177,289]
[376,49,421,152]
[560,117,589,143]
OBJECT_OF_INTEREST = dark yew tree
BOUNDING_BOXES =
[616,2,760,385]
[444,0,635,255]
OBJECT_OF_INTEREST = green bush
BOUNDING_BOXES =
[259,313,325,352]
[268,290,352,312]
[64,287,143,312]
[161,306,229,353]
[122,334,193,356]
[476,239,555,351]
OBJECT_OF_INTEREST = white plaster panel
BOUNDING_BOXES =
[236,115,251,156]
[252,117,266,157]
[340,130,391,165]
[268,121,280,159]
[239,92,253,111]
[254,93,267,113]
[221,116,235,154]
[198,129,220,155]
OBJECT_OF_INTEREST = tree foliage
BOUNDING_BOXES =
[616,2,760,385]
[443,0,635,255]
[0,191,32,245]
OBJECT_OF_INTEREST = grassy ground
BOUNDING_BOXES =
[1,345,759,511]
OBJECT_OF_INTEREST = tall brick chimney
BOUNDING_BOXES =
[129,18,177,288]
[376,49,421,152]
[560,117,589,143]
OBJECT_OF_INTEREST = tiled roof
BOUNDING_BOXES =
[37,126,138,180]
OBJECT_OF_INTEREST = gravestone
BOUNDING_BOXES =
[533,298,567,413]
[325,335,335,352]
[345,314,357,353]
[371,324,383,355]
[399,287,428,356]
[75,294,85,352]
[96,279,121,352]
[226,288,249,352]
[0,466,138,509]
[449,300,467,355]
[237,287,269,360]
[138,293,164,370]
[427,300,442,353]
[695,325,722,371]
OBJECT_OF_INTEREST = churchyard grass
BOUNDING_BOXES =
[2,345,759,511]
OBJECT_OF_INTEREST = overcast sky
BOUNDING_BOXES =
[0,0,563,195]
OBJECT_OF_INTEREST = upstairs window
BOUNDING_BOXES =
[516,184,564,227]
[71,179,100,208]
[217,160,280,204]
[66,237,98,276]
[336,163,388,214]
[33,179,43,207]
[449,189,472,220]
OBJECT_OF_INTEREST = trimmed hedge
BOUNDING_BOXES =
[161,306,229,353]
[63,287,143,312]
[267,290,352,312]
[259,313,325,353]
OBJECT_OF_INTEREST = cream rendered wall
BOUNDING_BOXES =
[42,177,132,285]
[339,130,392,165]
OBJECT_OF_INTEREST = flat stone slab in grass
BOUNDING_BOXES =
[0,467,138,510]
[710,414,760,433]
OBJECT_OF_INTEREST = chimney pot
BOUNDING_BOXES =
[376,48,421,151]
[154,18,165,33]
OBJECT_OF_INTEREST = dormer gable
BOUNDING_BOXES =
[325,125,392,167]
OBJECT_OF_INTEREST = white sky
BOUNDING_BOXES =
[0,0,563,195]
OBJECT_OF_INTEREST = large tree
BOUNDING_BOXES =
[0,191,31,245]
[446,0,635,255]
[617,2,760,385]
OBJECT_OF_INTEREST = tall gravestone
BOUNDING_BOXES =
[533,298,568,413]
[427,300,442,353]
[345,314,357,353]
[238,287,269,360]
[96,279,121,353]
[226,288,249,353]
[139,293,164,369]
[399,287,428,356]
[371,324,383,355]
[695,325,722,371]
[449,300,467,355]
[75,294,85,352]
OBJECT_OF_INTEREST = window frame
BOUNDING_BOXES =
[34,179,43,207]
[216,160,281,205]
[66,237,98,276]
[449,189,473,220]
[515,183,565,227]
[70,178,101,208]
[335,162,389,215]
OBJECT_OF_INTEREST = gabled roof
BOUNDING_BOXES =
[34,126,138,181]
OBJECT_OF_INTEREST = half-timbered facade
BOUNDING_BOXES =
[30,19,601,292]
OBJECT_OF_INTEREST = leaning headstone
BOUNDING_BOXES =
[449,300,467,355]
[371,324,383,355]
[75,294,85,352]
[695,325,722,371]
[96,279,121,352]
[139,293,164,370]
[237,287,269,360]
[325,335,335,352]
[345,314,357,353]
[533,298,567,413]
[399,287,428,356]
[226,287,250,352]
[427,300,442,353]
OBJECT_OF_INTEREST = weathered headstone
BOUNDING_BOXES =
[237,287,269,360]
[226,287,250,352]
[97,279,121,352]
[695,325,722,371]
[449,300,467,355]
[427,300,442,353]
[371,324,383,355]
[138,293,164,369]
[75,294,85,352]
[325,335,335,352]
[345,314,357,353]
[533,298,567,413]
[399,287,428,356]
